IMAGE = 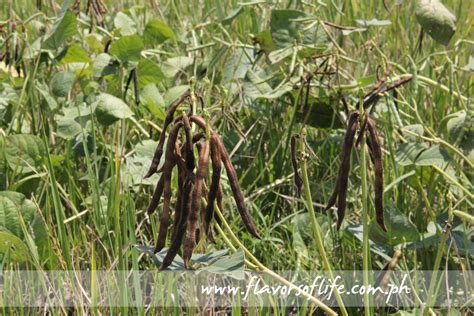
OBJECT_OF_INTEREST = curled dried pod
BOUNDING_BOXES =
[204,134,222,240]
[154,121,183,253]
[366,117,387,232]
[183,141,210,267]
[145,91,191,178]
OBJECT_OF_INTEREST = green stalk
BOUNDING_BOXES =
[358,119,372,316]
[298,133,348,316]
[214,205,338,316]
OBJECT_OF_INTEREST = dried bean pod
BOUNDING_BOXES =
[154,121,183,253]
[189,114,260,238]
[218,138,260,238]
[367,117,387,232]
[290,134,303,197]
[204,134,222,238]
[160,173,193,270]
[183,141,209,267]
[182,114,195,172]
[336,112,359,230]
[145,91,190,178]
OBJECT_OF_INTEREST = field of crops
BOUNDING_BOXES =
[0,0,473,314]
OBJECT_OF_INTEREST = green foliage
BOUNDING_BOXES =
[416,0,456,45]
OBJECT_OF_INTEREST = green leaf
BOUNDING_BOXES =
[223,48,253,82]
[50,71,75,97]
[369,205,420,246]
[395,142,451,167]
[56,43,91,64]
[56,117,82,139]
[200,249,245,279]
[164,85,189,106]
[141,83,165,119]
[143,19,177,46]
[415,145,451,166]
[295,96,343,129]
[416,0,456,45]
[161,56,193,78]
[0,191,36,238]
[93,53,118,77]
[114,12,136,36]
[222,6,244,25]
[4,134,46,174]
[42,8,77,50]
[95,93,134,125]
[254,30,277,52]
[0,231,30,262]
[137,58,165,86]
[109,35,143,62]
[270,10,328,48]
[445,110,466,139]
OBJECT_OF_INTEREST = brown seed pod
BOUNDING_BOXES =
[325,112,359,214]
[159,170,193,270]
[204,134,222,239]
[336,112,359,230]
[291,134,303,197]
[183,141,210,267]
[189,115,260,238]
[181,114,195,173]
[366,117,387,232]
[145,91,190,178]
[154,121,183,253]
[218,139,261,238]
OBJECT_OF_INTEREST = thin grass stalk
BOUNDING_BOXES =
[298,132,348,316]
[359,111,372,316]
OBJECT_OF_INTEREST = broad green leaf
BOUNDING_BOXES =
[369,205,420,246]
[164,85,189,106]
[270,10,328,48]
[445,110,466,139]
[415,145,451,166]
[93,53,118,77]
[0,191,36,238]
[143,19,177,46]
[200,249,245,279]
[161,56,193,78]
[109,35,143,62]
[295,96,343,129]
[36,81,58,110]
[223,48,253,82]
[137,58,165,86]
[396,142,428,166]
[416,0,456,45]
[95,93,134,125]
[4,134,46,174]
[85,33,104,53]
[56,117,82,139]
[50,71,75,97]
[56,43,91,64]
[254,30,277,52]
[42,8,77,50]
[114,12,136,35]
[0,83,15,126]
[141,83,165,119]
[0,231,30,262]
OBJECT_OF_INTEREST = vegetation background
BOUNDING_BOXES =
[0,0,472,314]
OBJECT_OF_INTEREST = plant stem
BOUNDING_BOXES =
[214,205,338,316]
[299,134,348,316]
[359,119,372,316]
